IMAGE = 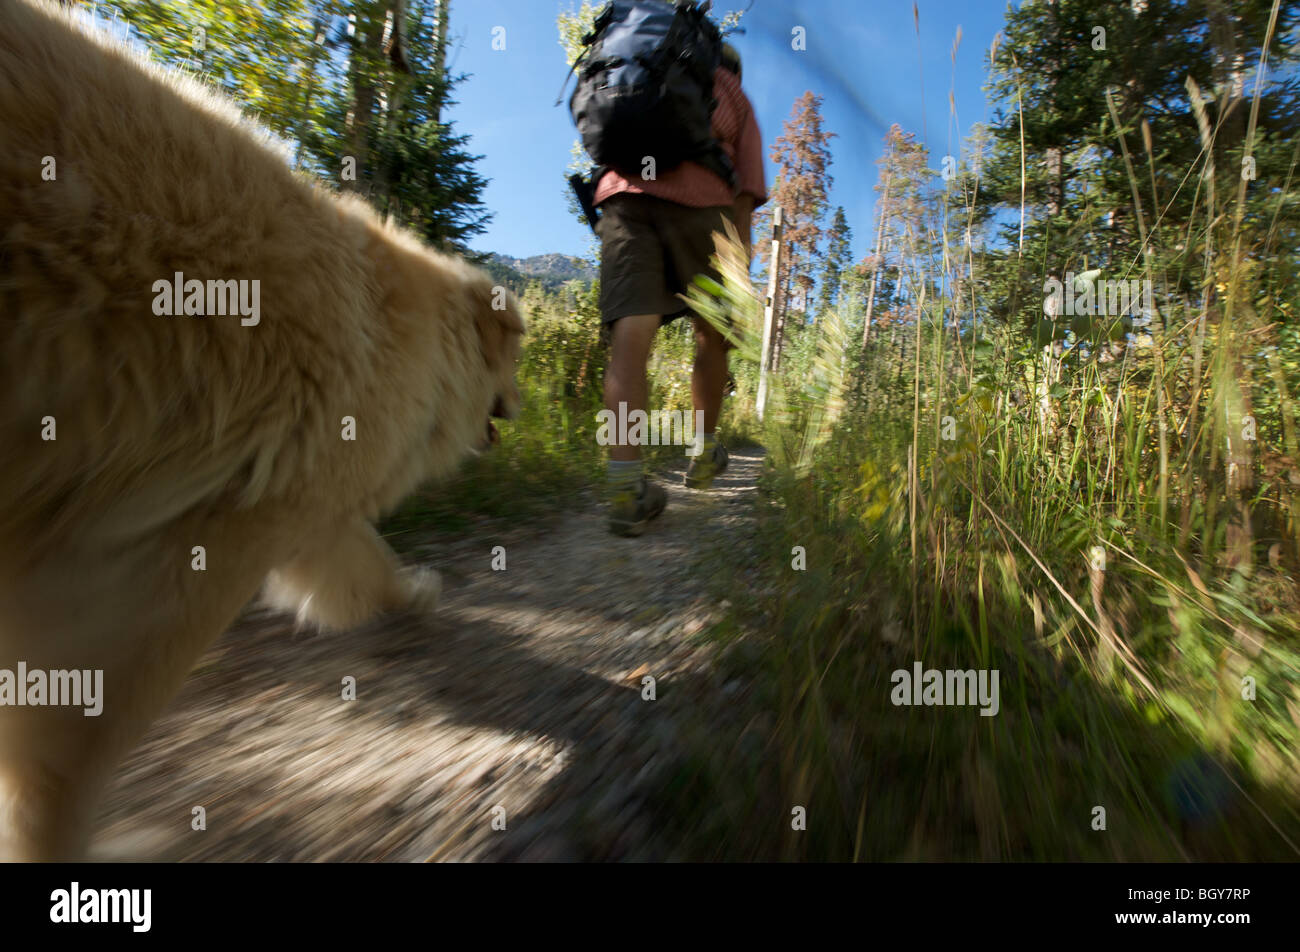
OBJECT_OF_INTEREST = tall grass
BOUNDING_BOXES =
[379,274,759,543]
[665,105,1300,859]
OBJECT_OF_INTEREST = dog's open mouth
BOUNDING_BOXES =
[483,393,515,448]
[485,396,509,447]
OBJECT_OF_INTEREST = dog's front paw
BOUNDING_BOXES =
[397,566,442,616]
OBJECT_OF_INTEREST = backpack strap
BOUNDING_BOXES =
[699,143,737,191]
[570,164,607,235]
[673,2,735,189]
[552,1,617,106]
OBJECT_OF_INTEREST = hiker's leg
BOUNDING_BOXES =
[604,313,661,461]
[690,314,728,435]
[656,197,736,440]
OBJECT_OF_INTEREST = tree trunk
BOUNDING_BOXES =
[433,0,451,124]
[373,1,418,216]
[1223,355,1255,573]
[771,244,795,372]
[292,11,330,169]
[1043,0,1063,217]
[1045,147,1062,217]
[863,169,893,345]
[385,0,410,73]
[344,3,388,194]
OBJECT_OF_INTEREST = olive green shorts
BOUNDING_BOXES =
[596,193,735,327]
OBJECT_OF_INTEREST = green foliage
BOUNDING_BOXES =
[380,278,606,538]
[815,206,852,320]
[90,0,491,252]
[76,0,1300,859]
[661,0,1300,860]
[90,0,324,142]
[381,266,759,541]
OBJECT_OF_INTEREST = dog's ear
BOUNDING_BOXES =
[472,278,525,369]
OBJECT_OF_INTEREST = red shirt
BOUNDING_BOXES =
[593,66,767,209]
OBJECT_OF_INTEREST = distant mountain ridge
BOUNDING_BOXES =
[480,252,596,292]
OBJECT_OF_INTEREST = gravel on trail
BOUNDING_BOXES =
[92,448,765,861]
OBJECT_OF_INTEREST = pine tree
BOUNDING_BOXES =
[315,0,491,252]
[754,91,836,370]
[96,0,491,252]
[979,0,1300,571]
[816,207,853,320]
[862,125,931,345]
[89,0,322,144]
[984,0,1299,285]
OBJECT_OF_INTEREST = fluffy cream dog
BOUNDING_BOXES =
[0,0,524,860]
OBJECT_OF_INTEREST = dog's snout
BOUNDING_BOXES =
[491,391,520,420]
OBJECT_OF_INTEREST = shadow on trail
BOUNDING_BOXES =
[95,445,1300,861]
[91,449,766,861]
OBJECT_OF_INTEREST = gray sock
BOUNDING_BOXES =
[607,459,642,490]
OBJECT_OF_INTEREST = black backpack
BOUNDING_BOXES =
[566,0,736,193]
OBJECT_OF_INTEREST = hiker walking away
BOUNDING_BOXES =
[567,1,767,537]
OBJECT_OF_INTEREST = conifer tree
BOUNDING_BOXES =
[754,91,836,370]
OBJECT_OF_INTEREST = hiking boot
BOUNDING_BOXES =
[684,441,729,489]
[608,476,667,537]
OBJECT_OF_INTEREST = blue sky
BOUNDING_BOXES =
[447,0,1014,262]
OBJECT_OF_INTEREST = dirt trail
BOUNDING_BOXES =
[93,448,765,861]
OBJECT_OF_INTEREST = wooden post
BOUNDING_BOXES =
[757,206,784,422]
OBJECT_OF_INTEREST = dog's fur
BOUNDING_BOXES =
[0,0,524,860]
